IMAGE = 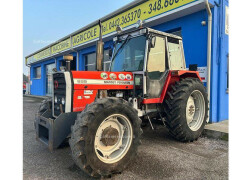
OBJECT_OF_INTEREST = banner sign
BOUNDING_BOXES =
[101,0,197,36]
[72,0,197,47]
[26,0,198,65]
[51,38,71,55]
[26,47,50,65]
[72,25,99,47]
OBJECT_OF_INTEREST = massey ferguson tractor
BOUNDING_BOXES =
[35,25,208,178]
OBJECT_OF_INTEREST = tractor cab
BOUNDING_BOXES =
[110,28,186,100]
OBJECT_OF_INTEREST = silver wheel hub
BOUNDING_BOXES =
[94,114,133,164]
[186,90,205,131]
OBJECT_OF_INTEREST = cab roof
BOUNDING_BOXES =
[117,27,182,40]
[147,28,182,40]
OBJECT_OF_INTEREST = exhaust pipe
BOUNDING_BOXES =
[63,54,74,71]
[96,20,104,71]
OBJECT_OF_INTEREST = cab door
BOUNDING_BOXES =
[145,36,168,99]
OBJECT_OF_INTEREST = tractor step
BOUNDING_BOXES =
[35,110,78,152]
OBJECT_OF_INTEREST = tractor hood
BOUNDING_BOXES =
[72,71,134,90]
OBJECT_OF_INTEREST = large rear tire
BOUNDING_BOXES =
[164,78,208,142]
[69,98,142,177]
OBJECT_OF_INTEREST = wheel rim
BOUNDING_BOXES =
[186,90,205,131]
[94,114,133,164]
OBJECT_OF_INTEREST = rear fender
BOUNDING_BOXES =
[172,70,202,81]
[142,70,202,104]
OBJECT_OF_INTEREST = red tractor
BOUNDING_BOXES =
[35,27,208,177]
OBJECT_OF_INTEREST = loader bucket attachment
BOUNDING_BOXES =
[35,110,77,152]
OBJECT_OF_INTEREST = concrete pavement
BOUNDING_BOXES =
[23,96,228,180]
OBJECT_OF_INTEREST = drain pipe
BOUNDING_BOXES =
[204,0,212,122]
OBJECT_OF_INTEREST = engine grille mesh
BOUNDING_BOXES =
[53,73,66,116]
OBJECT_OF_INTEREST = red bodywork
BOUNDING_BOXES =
[71,71,134,112]
[71,70,201,112]
[143,70,202,104]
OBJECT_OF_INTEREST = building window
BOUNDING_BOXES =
[85,53,96,71]
[104,49,111,71]
[46,63,56,95]
[85,49,111,71]
[34,66,41,79]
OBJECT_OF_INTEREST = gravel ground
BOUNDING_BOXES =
[23,96,228,180]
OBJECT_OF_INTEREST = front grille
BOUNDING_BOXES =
[53,73,66,116]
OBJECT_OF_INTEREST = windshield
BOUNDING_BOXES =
[110,35,146,72]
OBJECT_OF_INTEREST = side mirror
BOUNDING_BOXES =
[150,36,156,48]
[109,49,113,58]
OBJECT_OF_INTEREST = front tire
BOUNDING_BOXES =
[69,98,142,177]
[164,78,208,142]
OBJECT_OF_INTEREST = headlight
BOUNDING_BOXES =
[116,92,123,98]
[54,96,57,103]
[61,97,65,105]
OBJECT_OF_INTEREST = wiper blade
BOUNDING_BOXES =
[111,35,131,62]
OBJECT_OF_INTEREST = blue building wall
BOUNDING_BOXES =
[29,1,228,123]
[30,59,55,96]
[213,0,229,122]
[152,10,208,72]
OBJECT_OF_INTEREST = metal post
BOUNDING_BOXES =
[204,0,212,122]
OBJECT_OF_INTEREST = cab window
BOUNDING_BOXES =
[147,36,166,79]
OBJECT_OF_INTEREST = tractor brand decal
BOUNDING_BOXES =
[109,73,117,80]
[100,72,108,79]
[118,74,125,80]
[84,90,93,95]
[74,79,134,85]
[26,0,198,65]
[84,96,90,99]
[125,74,132,80]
